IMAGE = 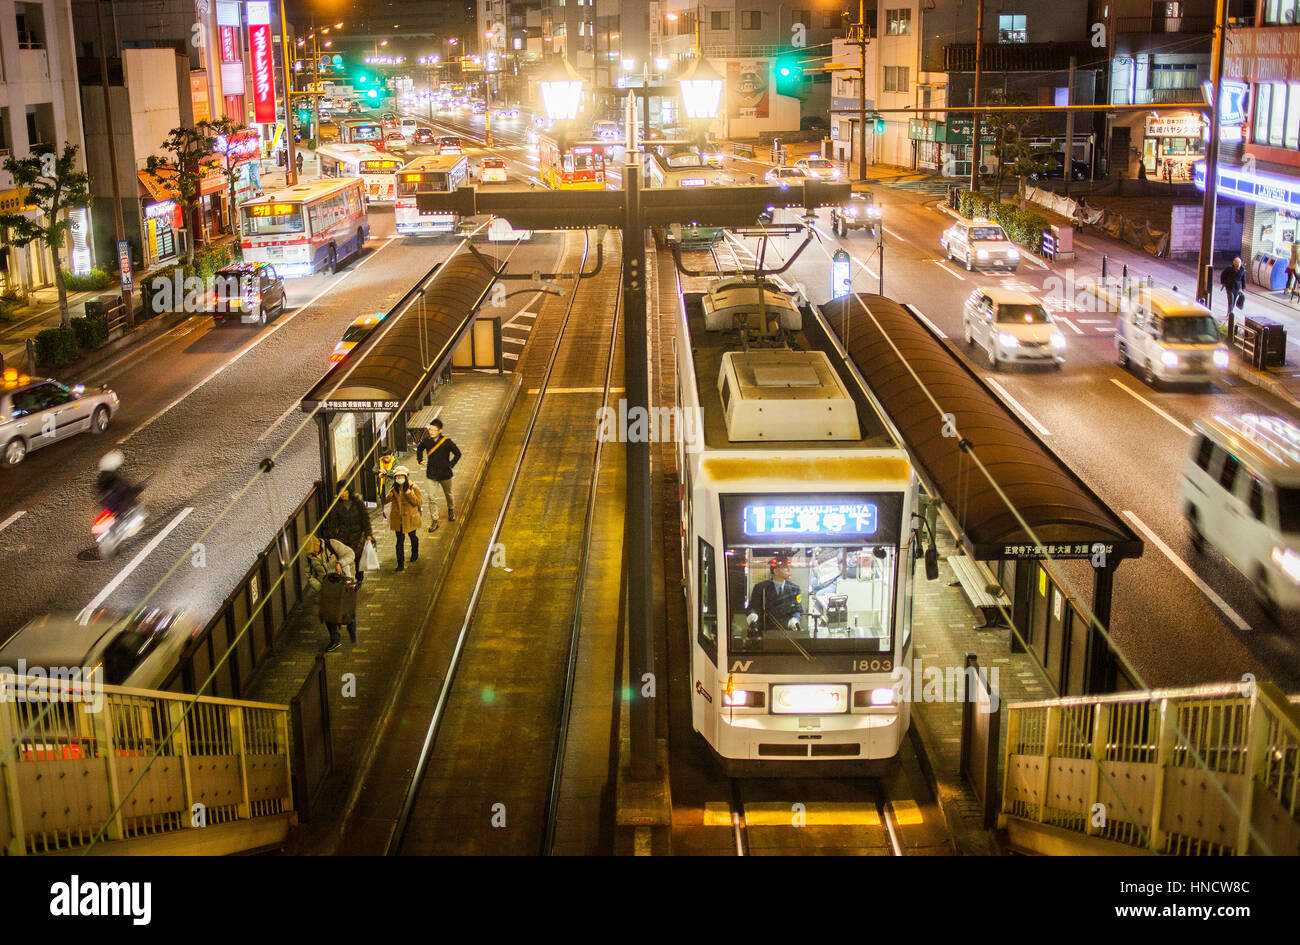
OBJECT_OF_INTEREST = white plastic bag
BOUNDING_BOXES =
[361,538,380,572]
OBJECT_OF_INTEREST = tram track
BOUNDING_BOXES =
[331,228,625,855]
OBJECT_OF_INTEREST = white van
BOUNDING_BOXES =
[1181,414,1300,615]
[1115,287,1228,388]
[400,116,418,139]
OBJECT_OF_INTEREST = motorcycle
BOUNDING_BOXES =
[92,474,151,558]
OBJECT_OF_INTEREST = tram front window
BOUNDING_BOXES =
[725,545,896,656]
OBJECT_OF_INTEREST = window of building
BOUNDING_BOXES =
[1150,62,1198,89]
[1255,83,1272,145]
[15,3,45,49]
[793,9,812,27]
[711,10,730,30]
[741,10,762,30]
[884,66,909,92]
[998,14,1027,43]
[886,9,911,34]
[824,9,840,28]
[1289,84,1300,150]
[1264,0,1299,25]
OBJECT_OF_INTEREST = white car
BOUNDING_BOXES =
[793,157,841,180]
[479,157,508,183]
[400,116,418,138]
[764,166,806,186]
[1115,287,1227,389]
[941,218,1020,272]
[962,287,1066,370]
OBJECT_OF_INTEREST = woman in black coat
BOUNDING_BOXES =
[324,485,374,586]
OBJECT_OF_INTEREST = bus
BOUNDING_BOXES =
[646,146,733,247]
[239,177,370,277]
[394,154,470,235]
[538,134,606,190]
[335,117,384,148]
[316,143,404,203]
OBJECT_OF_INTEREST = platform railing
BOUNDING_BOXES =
[1,673,294,855]
[999,682,1300,855]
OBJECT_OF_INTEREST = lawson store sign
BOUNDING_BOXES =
[1194,161,1300,214]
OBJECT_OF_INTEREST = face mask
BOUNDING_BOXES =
[396,478,407,486]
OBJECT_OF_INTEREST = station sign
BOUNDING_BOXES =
[742,501,878,538]
[323,399,402,412]
[832,249,851,299]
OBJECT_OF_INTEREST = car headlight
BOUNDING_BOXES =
[844,206,857,217]
[1213,347,1230,368]
[977,248,990,259]
[1007,247,1020,258]
[997,332,1020,348]
[1050,332,1067,350]
[1161,350,1180,368]
[865,206,881,218]
[1273,547,1300,584]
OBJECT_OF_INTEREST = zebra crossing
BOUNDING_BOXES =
[500,309,538,367]
[878,176,959,197]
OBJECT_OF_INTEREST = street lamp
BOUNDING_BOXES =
[538,55,586,124]
[677,54,724,123]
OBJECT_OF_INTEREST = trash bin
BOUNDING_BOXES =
[1244,315,1287,368]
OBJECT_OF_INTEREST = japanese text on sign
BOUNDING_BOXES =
[742,503,877,537]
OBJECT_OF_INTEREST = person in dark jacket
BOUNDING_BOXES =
[415,418,462,532]
[1221,257,1247,311]
[745,555,803,639]
[323,485,374,586]
[306,535,356,652]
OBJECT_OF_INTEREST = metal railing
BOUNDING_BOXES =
[1,674,293,855]
[1114,14,1214,33]
[999,682,1300,855]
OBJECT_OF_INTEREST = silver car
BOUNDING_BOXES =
[0,376,119,467]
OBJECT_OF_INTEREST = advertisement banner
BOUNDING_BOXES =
[1225,25,1300,83]
[68,208,91,276]
[220,25,239,63]
[190,71,211,123]
[247,1,276,124]
[727,60,770,119]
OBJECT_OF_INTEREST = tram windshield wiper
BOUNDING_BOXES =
[764,612,813,662]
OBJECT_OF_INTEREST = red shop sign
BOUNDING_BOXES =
[247,2,276,124]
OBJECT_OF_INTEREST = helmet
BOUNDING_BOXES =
[99,450,125,473]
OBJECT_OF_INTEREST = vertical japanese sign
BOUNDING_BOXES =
[117,240,133,290]
[247,1,276,124]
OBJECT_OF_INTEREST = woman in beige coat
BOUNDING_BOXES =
[385,465,424,572]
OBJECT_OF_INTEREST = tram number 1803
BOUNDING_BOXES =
[853,658,893,673]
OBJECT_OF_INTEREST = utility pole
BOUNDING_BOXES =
[854,0,868,181]
[969,0,984,193]
[279,0,298,185]
[95,0,132,327]
[1063,55,1077,200]
[1196,0,1227,311]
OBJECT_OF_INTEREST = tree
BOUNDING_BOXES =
[981,91,1049,203]
[144,120,232,264]
[0,144,92,329]
[209,117,251,241]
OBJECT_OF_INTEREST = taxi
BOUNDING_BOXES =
[940,217,1020,272]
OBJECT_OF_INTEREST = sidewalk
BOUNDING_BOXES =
[0,285,103,367]
[238,371,518,853]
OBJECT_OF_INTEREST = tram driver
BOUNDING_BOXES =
[745,554,803,638]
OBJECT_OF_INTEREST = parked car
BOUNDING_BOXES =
[209,262,285,326]
[1,374,118,467]
[962,286,1066,370]
[793,157,842,180]
[940,218,1020,272]
[830,192,880,236]
[764,166,806,186]
[1182,415,1300,616]
[0,609,198,690]
[1030,151,1090,182]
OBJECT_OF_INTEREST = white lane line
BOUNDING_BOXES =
[257,397,306,442]
[119,237,399,444]
[883,226,905,241]
[78,507,194,621]
[1077,318,1113,324]
[0,510,25,533]
[985,378,1052,437]
[907,305,948,340]
[1056,315,1084,335]
[935,260,966,281]
[1122,510,1252,632]
[1109,378,1193,436]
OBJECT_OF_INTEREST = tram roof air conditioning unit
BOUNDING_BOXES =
[717,349,861,442]
[701,277,802,333]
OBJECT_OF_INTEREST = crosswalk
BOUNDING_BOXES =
[500,309,538,367]
[879,177,958,197]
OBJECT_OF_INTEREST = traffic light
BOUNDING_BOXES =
[367,88,378,99]
[774,53,804,97]
[875,116,886,134]
[298,105,312,124]
[357,73,369,84]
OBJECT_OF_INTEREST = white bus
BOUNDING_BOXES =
[315,143,404,203]
[239,177,370,277]
[394,154,470,235]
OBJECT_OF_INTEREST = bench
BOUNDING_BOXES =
[403,404,443,452]
[947,555,1010,631]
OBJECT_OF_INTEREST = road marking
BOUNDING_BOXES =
[883,225,905,241]
[1122,510,1252,632]
[0,510,25,534]
[985,378,1052,437]
[907,305,948,340]
[1109,378,1193,436]
[1056,315,1084,335]
[744,802,882,826]
[84,317,209,386]
[78,507,194,621]
[1076,318,1113,324]
[889,798,925,826]
[935,260,966,281]
[119,237,399,443]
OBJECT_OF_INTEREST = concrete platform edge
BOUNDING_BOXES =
[614,739,672,856]
[909,702,998,856]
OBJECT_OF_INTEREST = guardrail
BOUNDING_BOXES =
[0,674,294,855]
[998,682,1300,855]
[732,143,756,159]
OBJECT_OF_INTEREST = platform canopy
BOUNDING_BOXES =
[301,244,499,413]
[818,294,1143,562]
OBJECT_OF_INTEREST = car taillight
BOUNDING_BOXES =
[329,351,346,362]
[92,510,113,535]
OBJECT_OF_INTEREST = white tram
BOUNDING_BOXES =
[674,276,922,773]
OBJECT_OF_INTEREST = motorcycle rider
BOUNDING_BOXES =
[96,450,140,515]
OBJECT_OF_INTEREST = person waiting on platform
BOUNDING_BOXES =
[745,555,803,638]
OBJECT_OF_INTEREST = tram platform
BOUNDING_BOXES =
[239,371,518,854]
[908,522,1052,856]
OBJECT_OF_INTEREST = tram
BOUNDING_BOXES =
[394,154,470,235]
[538,134,607,190]
[646,146,733,248]
[674,276,924,774]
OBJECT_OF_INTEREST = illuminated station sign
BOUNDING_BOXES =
[743,502,878,538]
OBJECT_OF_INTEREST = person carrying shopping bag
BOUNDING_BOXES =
[306,535,358,652]
[385,465,424,572]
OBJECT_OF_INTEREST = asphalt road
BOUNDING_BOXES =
[0,203,565,644]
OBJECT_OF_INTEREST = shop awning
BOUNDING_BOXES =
[300,243,499,413]
[817,294,1144,562]
[138,167,181,203]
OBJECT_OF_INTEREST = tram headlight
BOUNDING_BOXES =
[722,689,765,708]
[869,687,896,706]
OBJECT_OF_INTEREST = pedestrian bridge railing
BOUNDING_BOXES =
[1,674,294,855]
[999,682,1300,856]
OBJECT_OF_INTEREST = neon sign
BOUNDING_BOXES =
[247,2,276,124]
[1194,162,1300,214]
[742,502,878,537]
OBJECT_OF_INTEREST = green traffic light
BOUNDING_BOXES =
[368,89,378,99]
[779,66,791,76]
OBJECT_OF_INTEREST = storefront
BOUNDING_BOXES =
[908,119,942,172]
[1195,161,1300,288]
[0,186,56,294]
[198,162,229,240]
[1142,114,1205,182]
[138,169,186,267]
